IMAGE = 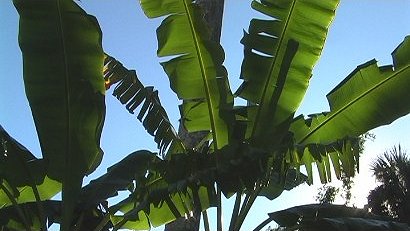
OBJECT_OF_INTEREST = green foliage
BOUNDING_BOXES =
[12,0,106,179]
[103,55,185,156]
[316,185,339,204]
[0,126,61,230]
[314,133,373,206]
[12,0,106,229]
[236,0,339,149]
[2,0,410,230]
[290,36,410,183]
[140,0,234,150]
[291,46,410,146]
[107,150,218,229]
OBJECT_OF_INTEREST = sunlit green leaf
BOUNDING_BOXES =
[291,36,410,145]
[236,0,339,148]
[141,0,234,150]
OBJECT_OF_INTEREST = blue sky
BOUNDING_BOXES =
[1,1,410,230]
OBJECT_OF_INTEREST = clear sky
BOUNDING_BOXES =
[1,1,410,230]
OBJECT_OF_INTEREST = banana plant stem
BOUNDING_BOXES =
[217,187,223,231]
[93,212,111,231]
[31,185,47,231]
[73,211,85,231]
[228,193,242,231]
[234,183,262,231]
[202,210,211,231]
[112,218,128,231]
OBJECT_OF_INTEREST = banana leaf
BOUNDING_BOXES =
[286,137,360,184]
[259,168,308,200]
[264,204,410,231]
[140,0,234,150]
[106,151,217,229]
[103,55,185,156]
[0,201,61,231]
[236,0,339,148]
[0,126,61,230]
[112,185,216,229]
[0,200,112,231]
[291,36,410,145]
[288,36,410,184]
[79,150,160,209]
[0,126,61,206]
[79,148,218,230]
[13,0,106,229]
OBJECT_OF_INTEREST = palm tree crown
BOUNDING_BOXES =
[368,145,410,224]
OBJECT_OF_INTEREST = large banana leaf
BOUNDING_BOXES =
[140,0,233,150]
[291,36,410,145]
[288,36,410,184]
[236,0,339,148]
[13,0,105,229]
[265,204,410,231]
[103,55,185,156]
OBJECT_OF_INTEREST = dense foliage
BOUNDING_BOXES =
[1,0,410,230]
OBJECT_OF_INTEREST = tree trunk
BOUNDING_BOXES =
[164,0,225,231]
[197,0,225,43]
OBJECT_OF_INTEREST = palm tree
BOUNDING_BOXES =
[368,146,410,224]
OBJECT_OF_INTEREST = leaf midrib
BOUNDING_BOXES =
[182,0,219,149]
[56,1,75,230]
[56,0,71,169]
[251,0,297,139]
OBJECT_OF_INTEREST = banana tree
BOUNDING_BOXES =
[1,0,410,230]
